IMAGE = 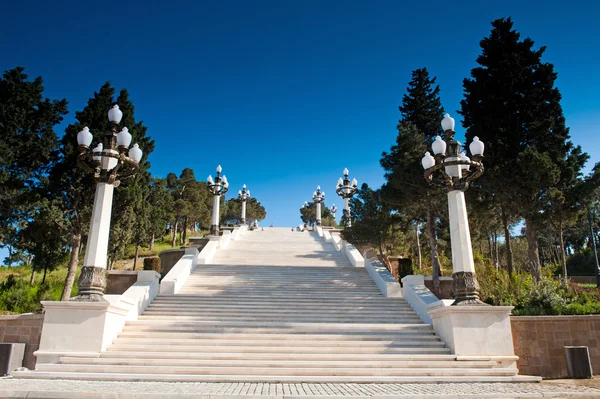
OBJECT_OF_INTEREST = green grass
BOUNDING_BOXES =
[0,265,78,314]
[577,283,598,289]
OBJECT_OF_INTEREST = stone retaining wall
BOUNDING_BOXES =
[511,315,600,378]
[424,276,454,299]
[106,271,138,295]
[569,276,597,284]
[0,313,44,370]
[159,249,186,276]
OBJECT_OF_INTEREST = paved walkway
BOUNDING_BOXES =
[2,378,600,398]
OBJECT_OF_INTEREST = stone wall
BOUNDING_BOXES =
[159,249,186,276]
[424,276,454,299]
[569,276,597,284]
[106,271,138,295]
[511,315,600,378]
[0,313,43,370]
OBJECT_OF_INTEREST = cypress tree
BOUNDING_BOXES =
[381,68,445,296]
[460,17,585,279]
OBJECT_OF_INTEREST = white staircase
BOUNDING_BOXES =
[22,228,536,382]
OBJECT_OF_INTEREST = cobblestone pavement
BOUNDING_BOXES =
[2,378,600,399]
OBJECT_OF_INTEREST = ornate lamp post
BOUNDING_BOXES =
[336,168,358,228]
[75,105,143,301]
[238,184,250,225]
[312,186,325,226]
[330,204,337,220]
[421,113,485,305]
[207,165,229,235]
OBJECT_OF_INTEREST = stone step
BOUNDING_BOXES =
[147,302,412,310]
[143,308,417,316]
[58,357,495,369]
[174,290,386,297]
[122,325,432,335]
[118,331,440,340]
[99,351,458,361]
[136,316,422,324]
[12,371,540,383]
[126,320,430,330]
[12,370,542,383]
[155,295,400,302]
[36,364,514,377]
[112,337,446,347]
[106,344,452,354]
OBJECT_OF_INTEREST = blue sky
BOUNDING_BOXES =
[1,0,599,238]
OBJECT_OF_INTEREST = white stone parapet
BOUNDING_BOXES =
[34,270,160,366]
[330,232,343,251]
[160,248,199,295]
[341,240,364,267]
[401,275,450,324]
[364,256,402,298]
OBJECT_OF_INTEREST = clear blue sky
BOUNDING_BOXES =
[1,0,599,233]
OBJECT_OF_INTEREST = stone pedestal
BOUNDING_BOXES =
[35,271,160,366]
[428,305,518,369]
[35,300,129,366]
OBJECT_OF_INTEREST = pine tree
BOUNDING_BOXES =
[0,67,67,263]
[460,17,585,279]
[381,68,445,296]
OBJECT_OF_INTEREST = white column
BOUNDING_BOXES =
[343,197,351,227]
[83,182,115,269]
[316,202,322,225]
[212,194,220,228]
[447,190,475,273]
[241,200,247,223]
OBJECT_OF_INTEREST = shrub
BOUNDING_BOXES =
[143,257,161,274]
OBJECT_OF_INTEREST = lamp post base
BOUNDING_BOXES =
[451,271,488,306]
[71,266,108,302]
[210,225,220,236]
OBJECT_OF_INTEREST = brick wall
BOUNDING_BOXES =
[0,314,43,370]
[511,315,600,378]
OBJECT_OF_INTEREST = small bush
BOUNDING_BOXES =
[143,257,161,274]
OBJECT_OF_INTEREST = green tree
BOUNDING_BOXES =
[381,67,446,295]
[299,202,333,227]
[0,67,67,265]
[107,88,154,268]
[223,197,267,225]
[19,199,69,284]
[460,17,584,280]
[147,178,174,250]
[344,184,399,257]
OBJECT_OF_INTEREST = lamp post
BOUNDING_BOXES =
[207,165,229,235]
[421,113,486,306]
[238,184,250,225]
[312,186,325,226]
[336,168,358,228]
[330,204,337,220]
[74,105,143,301]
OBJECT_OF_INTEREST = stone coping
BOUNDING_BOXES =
[0,313,43,321]
[428,305,514,318]
[159,248,188,254]
[511,314,600,321]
